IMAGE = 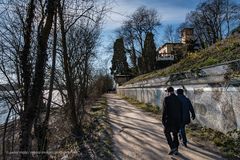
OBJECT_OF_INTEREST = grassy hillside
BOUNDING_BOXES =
[124,34,240,85]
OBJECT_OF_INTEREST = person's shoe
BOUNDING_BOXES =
[168,149,174,155]
[179,133,182,140]
[173,149,179,155]
[183,142,187,147]
[168,148,177,155]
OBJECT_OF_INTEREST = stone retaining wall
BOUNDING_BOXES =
[117,60,240,133]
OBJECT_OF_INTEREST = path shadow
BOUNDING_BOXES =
[108,94,225,160]
[171,152,191,160]
[186,143,225,160]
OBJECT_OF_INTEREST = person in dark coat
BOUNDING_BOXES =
[177,88,195,147]
[162,87,182,155]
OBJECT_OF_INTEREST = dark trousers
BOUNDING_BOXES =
[179,124,187,144]
[164,126,179,150]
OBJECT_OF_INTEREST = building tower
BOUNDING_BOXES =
[181,28,194,44]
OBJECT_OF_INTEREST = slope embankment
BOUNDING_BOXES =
[118,35,240,134]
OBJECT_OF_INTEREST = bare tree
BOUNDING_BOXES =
[19,0,57,159]
[0,1,27,159]
[163,24,176,43]
[119,6,161,74]
[118,22,138,71]
[33,10,58,160]
[57,0,107,137]
[186,0,240,48]
[0,0,108,159]
[0,0,57,159]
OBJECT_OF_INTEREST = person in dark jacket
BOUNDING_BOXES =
[162,86,182,155]
[177,88,195,147]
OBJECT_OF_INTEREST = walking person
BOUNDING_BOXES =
[176,88,195,147]
[162,87,182,155]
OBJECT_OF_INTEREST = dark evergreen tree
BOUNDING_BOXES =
[137,56,143,74]
[142,32,157,73]
[111,38,129,75]
[117,6,161,75]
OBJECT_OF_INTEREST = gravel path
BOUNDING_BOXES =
[106,94,225,160]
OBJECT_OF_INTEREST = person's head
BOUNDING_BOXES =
[176,88,184,95]
[165,86,174,95]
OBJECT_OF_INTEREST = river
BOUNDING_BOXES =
[0,90,64,125]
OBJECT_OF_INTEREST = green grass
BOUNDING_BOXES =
[124,34,240,85]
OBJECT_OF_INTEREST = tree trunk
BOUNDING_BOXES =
[2,106,13,160]
[19,0,35,158]
[20,0,35,109]
[57,0,81,136]
[19,0,56,159]
[35,12,58,160]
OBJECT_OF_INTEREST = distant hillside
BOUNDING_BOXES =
[124,34,240,85]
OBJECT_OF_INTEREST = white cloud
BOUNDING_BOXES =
[159,7,190,24]
[103,0,197,32]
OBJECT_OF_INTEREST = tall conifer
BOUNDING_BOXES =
[111,38,129,75]
[142,32,157,73]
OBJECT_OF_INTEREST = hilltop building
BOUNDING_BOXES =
[156,28,196,69]
[156,43,182,61]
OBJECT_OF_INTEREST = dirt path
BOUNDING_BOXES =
[106,94,225,160]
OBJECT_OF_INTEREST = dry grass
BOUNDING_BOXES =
[124,34,240,85]
[121,96,162,122]
[186,124,240,159]
[83,96,113,160]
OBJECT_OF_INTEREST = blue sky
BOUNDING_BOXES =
[102,0,205,41]
[96,0,203,70]
[96,0,239,70]
[104,0,202,31]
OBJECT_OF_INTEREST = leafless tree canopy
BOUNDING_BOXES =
[185,0,240,48]
[0,0,109,159]
[163,24,177,43]
[117,6,161,73]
